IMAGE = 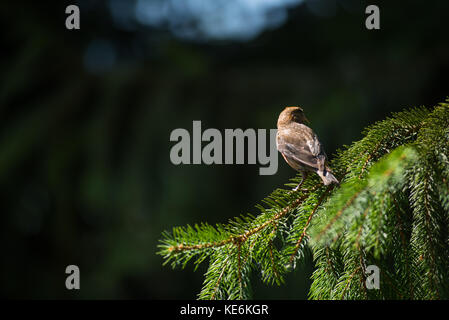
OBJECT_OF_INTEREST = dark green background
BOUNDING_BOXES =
[1,0,448,299]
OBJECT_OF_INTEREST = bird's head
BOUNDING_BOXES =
[277,106,310,127]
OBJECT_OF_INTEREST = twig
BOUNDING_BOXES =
[289,184,335,264]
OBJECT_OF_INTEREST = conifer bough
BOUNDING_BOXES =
[158,100,449,300]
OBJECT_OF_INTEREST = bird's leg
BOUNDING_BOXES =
[293,171,308,191]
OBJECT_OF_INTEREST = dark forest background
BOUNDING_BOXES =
[0,0,448,299]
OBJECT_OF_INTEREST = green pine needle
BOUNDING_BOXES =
[158,100,449,300]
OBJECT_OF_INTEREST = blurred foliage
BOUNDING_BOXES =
[0,0,448,298]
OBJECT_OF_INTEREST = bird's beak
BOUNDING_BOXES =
[304,116,310,124]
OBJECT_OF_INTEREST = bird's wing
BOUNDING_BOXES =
[277,124,325,171]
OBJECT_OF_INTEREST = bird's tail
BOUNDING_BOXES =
[317,169,339,185]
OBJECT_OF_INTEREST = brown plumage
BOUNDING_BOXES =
[276,106,338,190]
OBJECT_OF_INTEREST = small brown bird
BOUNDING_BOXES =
[276,106,338,190]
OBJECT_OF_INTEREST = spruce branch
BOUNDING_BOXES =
[158,101,449,300]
